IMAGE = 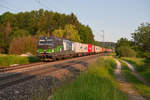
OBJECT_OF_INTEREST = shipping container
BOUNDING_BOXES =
[88,44,92,52]
[80,43,88,53]
[92,45,95,52]
[105,49,112,53]
[63,39,73,51]
[101,47,105,53]
[99,47,102,53]
[95,46,100,53]
[73,42,82,53]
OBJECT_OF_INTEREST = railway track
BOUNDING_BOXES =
[0,62,46,72]
[0,53,106,73]
[0,56,86,73]
[0,55,99,90]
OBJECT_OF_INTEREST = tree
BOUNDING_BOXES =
[52,28,64,38]
[64,24,80,42]
[37,10,54,35]
[11,28,30,38]
[132,23,150,59]
[69,13,79,27]
[117,46,136,57]
[35,31,48,38]
[9,36,37,55]
[115,38,136,57]
[0,9,96,54]
[116,38,131,47]
[78,25,94,44]
[0,22,12,53]
[0,24,5,53]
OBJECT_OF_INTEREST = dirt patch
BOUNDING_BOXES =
[50,69,71,80]
[114,59,147,100]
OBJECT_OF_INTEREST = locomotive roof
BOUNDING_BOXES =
[39,36,62,40]
[39,36,74,42]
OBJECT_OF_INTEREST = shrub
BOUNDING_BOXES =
[117,46,136,57]
[28,56,40,62]
[0,48,5,53]
[9,36,37,55]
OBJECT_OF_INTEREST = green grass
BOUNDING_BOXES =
[0,55,40,67]
[51,57,127,100]
[119,60,150,99]
[122,57,145,71]
[122,57,150,83]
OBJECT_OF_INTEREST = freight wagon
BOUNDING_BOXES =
[104,48,113,53]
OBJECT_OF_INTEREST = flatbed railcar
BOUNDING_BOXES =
[37,36,111,61]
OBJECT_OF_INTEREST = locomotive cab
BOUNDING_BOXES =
[37,36,63,61]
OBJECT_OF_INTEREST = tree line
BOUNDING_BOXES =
[0,9,96,54]
[115,23,150,61]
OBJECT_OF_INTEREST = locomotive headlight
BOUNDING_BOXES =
[52,49,54,52]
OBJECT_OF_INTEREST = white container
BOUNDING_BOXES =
[63,39,72,51]
[95,46,100,53]
[80,43,88,53]
[73,42,84,53]
[92,45,95,52]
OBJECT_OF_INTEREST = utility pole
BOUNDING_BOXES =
[100,30,105,49]
[101,30,104,42]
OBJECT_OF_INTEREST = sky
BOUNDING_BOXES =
[0,0,150,42]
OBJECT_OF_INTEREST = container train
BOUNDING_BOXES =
[37,36,112,61]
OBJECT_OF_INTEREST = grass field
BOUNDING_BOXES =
[122,57,150,83]
[0,54,40,67]
[51,57,127,100]
[120,60,150,99]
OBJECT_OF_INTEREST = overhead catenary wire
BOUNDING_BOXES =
[34,0,50,10]
[0,4,17,12]
[2,0,19,12]
[44,0,56,10]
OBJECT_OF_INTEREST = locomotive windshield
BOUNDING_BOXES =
[39,39,53,45]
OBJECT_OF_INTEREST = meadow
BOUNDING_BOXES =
[0,54,40,67]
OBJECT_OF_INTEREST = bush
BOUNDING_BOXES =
[117,46,136,57]
[9,36,37,55]
[28,56,40,62]
[0,48,5,53]
[144,52,150,60]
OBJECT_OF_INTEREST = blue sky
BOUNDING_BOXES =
[0,0,150,42]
